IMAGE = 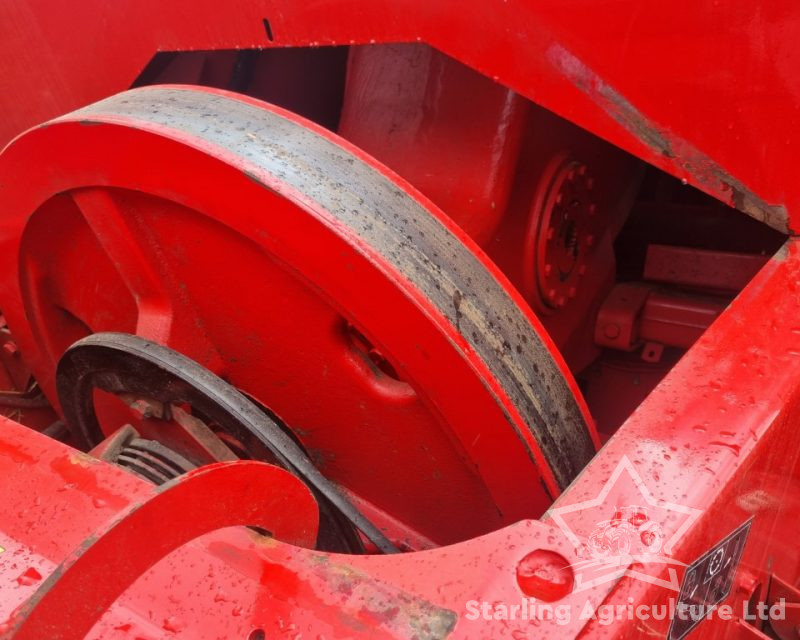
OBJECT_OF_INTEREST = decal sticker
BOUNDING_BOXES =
[668,518,753,640]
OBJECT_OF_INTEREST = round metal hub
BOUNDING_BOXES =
[0,86,597,546]
[529,155,604,313]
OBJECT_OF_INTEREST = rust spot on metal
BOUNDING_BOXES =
[209,540,457,639]
[548,44,790,234]
[307,559,458,639]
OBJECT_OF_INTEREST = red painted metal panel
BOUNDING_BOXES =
[0,4,797,638]
[0,2,797,231]
[0,238,796,638]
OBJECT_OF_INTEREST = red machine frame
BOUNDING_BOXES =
[0,2,798,638]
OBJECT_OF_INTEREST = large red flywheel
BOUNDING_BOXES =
[0,86,597,549]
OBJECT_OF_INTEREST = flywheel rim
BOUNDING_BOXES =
[0,85,597,545]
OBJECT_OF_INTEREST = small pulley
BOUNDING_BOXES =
[56,332,397,554]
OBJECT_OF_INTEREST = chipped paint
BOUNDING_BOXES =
[548,44,790,234]
[306,554,458,639]
[67,452,98,467]
[773,240,791,262]
[207,539,458,639]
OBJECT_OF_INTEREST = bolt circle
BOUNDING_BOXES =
[526,155,603,314]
